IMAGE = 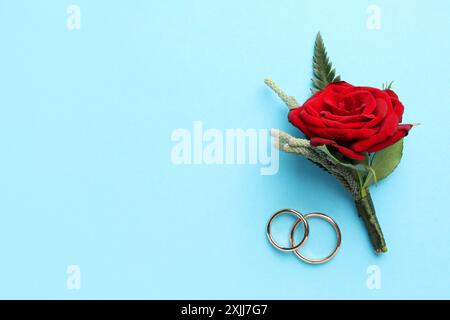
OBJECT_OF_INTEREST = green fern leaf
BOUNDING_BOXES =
[312,32,341,92]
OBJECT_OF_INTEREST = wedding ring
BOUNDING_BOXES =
[289,213,341,265]
[266,209,309,252]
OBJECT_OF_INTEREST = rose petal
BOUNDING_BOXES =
[367,124,413,152]
[341,90,375,113]
[323,126,378,140]
[320,117,367,129]
[325,81,354,93]
[310,137,365,160]
[363,99,388,128]
[300,109,326,127]
[288,108,312,138]
[320,111,375,123]
[385,89,399,100]
[352,99,399,152]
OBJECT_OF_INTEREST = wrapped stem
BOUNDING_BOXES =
[355,191,387,253]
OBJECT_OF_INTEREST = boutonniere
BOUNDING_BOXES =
[265,33,415,254]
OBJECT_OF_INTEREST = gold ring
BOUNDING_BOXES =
[267,209,309,252]
[289,213,341,264]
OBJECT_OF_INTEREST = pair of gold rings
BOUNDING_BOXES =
[266,209,341,264]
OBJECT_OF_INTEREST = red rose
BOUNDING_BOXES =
[288,81,413,160]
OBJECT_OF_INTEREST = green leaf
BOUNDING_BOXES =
[364,139,404,187]
[315,145,373,192]
[382,81,394,90]
[312,32,341,92]
[316,145,367,172]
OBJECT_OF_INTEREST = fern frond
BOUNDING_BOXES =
[312,32,341,92]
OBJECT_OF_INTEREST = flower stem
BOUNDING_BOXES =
[354,191,388,253]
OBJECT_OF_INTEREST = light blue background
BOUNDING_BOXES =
[0,0,449,299]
